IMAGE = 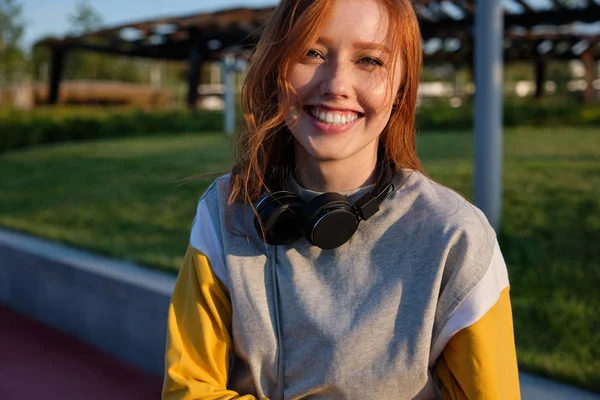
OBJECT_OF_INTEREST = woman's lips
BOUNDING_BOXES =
[303,106,363,134]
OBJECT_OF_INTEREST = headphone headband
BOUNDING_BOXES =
[352,161,395,221]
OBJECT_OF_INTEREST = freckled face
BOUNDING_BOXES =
[286,0,402,167]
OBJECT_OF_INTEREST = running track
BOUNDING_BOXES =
[0,305,163,400]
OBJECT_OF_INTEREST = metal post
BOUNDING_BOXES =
[534,56,546,99]
[582,49,598,102]
[48,47,66,105]
[187,45,202,110]
[474,0,503,231]
[222,54,236,136]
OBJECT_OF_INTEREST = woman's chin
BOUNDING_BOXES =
[300,146,350,163]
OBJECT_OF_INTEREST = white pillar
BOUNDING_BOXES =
[222,54,236,136]
[474,0,504,231]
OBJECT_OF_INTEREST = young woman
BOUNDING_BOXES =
[162,0,521,398]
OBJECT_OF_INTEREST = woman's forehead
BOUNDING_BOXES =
[317,0,392,47]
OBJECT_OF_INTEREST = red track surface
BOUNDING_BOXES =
[0,305,163,400]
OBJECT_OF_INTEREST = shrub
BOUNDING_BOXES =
[0,107,223,153]
[416,98,600,132]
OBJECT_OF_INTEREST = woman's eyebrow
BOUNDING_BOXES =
[315,37,390,54]
[353,41,390,53]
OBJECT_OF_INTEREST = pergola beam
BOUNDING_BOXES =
[36,1,600,58]
[550,0,564,10]
[48,31,600,64]
[513,0,534,13]
[35,0,600,111]
[461,0,476,14]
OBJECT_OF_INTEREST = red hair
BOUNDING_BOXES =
[229,0,424,211]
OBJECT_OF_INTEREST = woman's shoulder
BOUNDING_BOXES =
[395,171,500,318]
[394,169,495,242]
[190,172,266,263]
[198,173,232,207]
[190,173,232,241]
[191,172,258,241]
[187,174,231,286]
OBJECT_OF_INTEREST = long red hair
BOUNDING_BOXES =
[228,0,424,211]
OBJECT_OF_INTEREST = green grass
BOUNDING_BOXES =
[0,133,233,270]
[418,128,600,392]
[0,128,598,392]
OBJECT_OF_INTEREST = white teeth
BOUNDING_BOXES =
[309,107,359,125]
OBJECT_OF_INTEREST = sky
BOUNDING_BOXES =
[19,0,278,49]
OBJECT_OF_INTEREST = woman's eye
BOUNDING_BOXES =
[306,49,323,59]
[359,57,384,67]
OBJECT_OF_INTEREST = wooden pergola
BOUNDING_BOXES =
[35,0,600,107]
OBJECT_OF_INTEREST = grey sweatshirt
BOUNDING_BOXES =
[195,169,497,399]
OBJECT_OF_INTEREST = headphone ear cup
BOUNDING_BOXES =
[255,191,304,245]
[302,193,359,249]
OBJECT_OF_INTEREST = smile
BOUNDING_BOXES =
[307,106,361,126]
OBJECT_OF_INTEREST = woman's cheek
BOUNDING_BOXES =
[364,94,394,120]
[289,64,317,95]
[361,76,394,108]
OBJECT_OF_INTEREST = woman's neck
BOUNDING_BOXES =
[293,145,379,193]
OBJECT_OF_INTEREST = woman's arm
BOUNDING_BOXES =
[435,286,520,399]
[162,245,265,400]
[433,241,520,399]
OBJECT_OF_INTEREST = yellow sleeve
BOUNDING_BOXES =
[162,245,266,400]
[435,287,521,400]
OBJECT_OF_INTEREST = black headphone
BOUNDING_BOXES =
[254,163,396,249]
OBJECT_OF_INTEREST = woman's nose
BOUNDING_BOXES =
[319,60,351,99]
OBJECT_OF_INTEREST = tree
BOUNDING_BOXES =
[64,1,105,80]
[63,1,149,84]
[68,1,103,35]
[0,0,26,83]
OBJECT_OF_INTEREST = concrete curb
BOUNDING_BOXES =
[0,227,175,377]
[1,227,598,398]
[519,372,600,400]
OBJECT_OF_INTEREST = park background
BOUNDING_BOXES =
[0,0,599,397]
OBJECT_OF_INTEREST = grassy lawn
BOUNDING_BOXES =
[1,128,598,392]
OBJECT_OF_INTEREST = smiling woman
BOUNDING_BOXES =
[286,0,403,192]
[161,0,521,399]
[232,0,423,198]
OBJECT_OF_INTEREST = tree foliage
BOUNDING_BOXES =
[0,0,26,83]
[61,1,148,83]
[63,1,104,80]
[68,0,103,35]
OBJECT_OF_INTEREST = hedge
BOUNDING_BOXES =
[2,99,599,153]
[0,108,223,153]
[416,98,600,131]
